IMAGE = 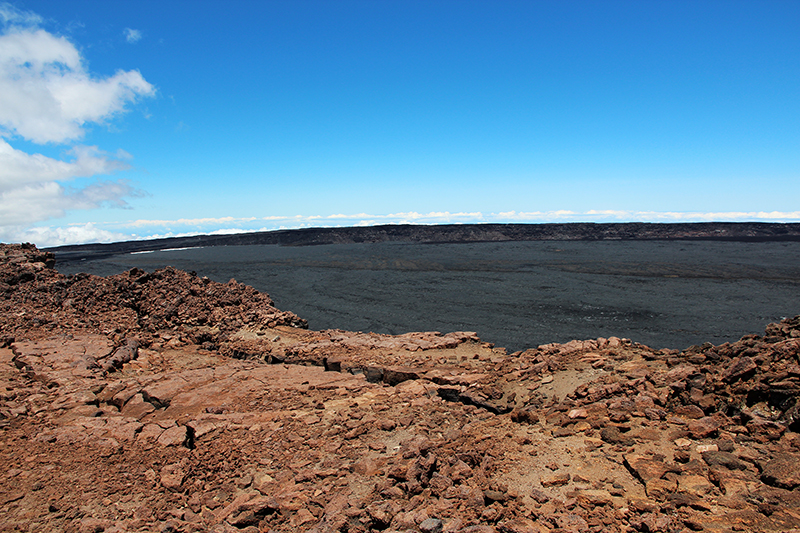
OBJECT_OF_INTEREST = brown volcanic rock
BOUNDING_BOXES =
[0,244,306,349]
[1,243,800,532]
[761,454,800,489]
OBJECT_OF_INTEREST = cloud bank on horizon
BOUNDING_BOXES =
[30,209,800,246]
[0,1,798,247]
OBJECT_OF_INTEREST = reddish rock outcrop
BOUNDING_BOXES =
[1,243,800,533]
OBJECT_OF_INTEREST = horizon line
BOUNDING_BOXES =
[43,219,800,250]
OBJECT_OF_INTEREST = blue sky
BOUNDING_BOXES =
[1,1,798,246]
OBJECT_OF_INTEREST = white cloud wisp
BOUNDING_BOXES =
[0,3,42,26]
[124,28,142,44]
[0,4,154,243]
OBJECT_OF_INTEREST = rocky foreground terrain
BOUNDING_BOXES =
[2,243,800,533]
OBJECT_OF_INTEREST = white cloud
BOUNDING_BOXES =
[2,222,128,247]
[0,5,155,244]
[0,3,42,26]
[0,27,155,143]
[0,174,141,227]
[490,210,800,223]
[124,28,142,44]
[125,216,258,228]
[0,140,130,191]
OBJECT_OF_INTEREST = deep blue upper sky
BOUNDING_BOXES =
[1,1,798,245]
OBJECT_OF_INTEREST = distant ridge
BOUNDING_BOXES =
[47,222,800,261]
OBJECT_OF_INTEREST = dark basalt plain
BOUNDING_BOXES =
[51,223,800,352]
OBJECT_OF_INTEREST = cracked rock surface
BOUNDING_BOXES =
[2,243,800,533]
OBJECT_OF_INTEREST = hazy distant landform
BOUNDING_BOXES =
[50,223,800,353]
[49,222,800,260]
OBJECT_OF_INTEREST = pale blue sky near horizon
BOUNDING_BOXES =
[0,0,798,246]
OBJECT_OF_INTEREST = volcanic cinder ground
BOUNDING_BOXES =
[53,239,800,353]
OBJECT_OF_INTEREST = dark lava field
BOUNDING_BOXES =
[54,240,800,352]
